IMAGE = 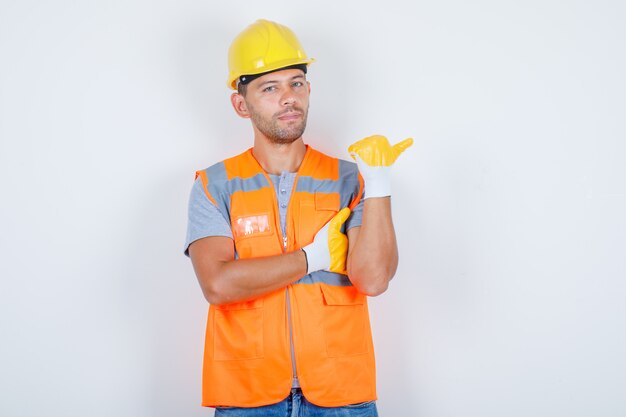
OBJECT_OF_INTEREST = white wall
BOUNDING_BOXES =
[1,1,625,416]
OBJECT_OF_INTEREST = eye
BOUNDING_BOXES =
[292,81,304,87]
[263,85,276,92]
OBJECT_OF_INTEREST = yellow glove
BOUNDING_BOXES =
[348,135,413,198]
[302,208,351,275]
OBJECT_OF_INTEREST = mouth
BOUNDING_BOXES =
[277,110,303,121]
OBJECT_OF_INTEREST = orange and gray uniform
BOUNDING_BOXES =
[187,146,377,408]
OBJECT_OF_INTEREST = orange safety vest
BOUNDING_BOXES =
[195,145,376,408]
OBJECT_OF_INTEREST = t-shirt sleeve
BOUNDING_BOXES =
[184,177,233,257]
[345,195,364,230]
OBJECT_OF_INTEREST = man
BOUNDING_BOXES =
[185,19,412,416]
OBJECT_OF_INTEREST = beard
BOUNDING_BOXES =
[249,104,309,145]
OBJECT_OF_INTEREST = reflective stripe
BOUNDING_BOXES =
[228,173,271,193]
[338,160,363,209]
[296,160,361,209]
[201,164,272,225]
[201,153,361,226]
[295,271,353,286]
[296,177,343,194]
[201,162,230,222]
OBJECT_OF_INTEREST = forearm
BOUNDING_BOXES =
[190,240,307,305]
[347,197,398,296]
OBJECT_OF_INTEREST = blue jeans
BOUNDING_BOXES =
[214,389,378,417]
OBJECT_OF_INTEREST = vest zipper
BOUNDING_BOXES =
[252,148,310,390]
[271,174,299,389]
[284,153,311,390]
[284,221,299,388]
[285,288,299,388]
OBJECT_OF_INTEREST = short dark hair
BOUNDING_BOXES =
[237,80,248,96]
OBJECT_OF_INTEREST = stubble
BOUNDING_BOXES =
[248,104,309,145]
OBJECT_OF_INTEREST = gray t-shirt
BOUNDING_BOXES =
[184,171,363,256]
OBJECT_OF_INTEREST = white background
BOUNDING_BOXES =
[1,0,625,416]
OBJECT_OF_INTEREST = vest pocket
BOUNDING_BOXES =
[299,193,340,245]
[213,299,264,361]
[319,285,368,357]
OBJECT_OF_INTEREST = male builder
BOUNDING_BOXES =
[185,19,412,416]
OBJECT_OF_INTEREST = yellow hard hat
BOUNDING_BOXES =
[227,19,315,90]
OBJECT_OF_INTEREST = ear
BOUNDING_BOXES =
[307,81,311,94]
[230,92,250,119]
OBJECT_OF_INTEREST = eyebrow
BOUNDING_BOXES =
[257,75,306,89]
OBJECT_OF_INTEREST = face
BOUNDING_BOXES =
[232,69,310,145]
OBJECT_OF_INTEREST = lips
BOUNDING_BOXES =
[277,109,303,121]
[278,114,302,121]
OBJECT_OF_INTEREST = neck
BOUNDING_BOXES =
[252,137,307,175]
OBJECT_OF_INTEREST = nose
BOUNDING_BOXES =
[280,90,296,106]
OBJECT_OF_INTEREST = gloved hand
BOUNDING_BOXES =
[302,207,351,275]
[348,135,413,198]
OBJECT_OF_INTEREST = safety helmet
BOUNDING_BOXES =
[227,19,315,90]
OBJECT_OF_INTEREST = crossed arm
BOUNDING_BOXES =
[188,197,398,305]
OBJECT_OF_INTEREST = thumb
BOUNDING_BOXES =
[392,138,414,158]
[328,207,351,234]
[327,207,351,274]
